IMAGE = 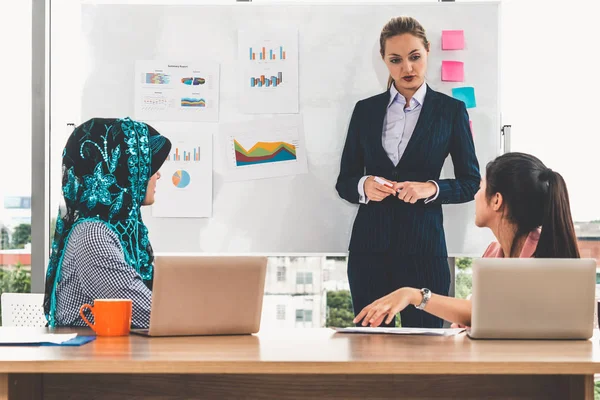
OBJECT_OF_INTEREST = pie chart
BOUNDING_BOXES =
[172,170,191,188]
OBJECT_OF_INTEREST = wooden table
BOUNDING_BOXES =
[0,328,599,399]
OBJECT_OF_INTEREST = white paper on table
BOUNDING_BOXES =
[333,327,465,336]
[0,328,77,344]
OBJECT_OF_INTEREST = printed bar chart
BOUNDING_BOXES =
[250,72,283,88]
[168,146,201,161]
[249,46,286,61]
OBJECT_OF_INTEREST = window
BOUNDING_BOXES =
[50,1,86,268]
[501,1,598,225]
[4,197,31,210]
[305,272,313,285]
[500,1,600,269]
[276,305,286,320]
[296,271,313,285]
[265,257,350,328]
[304,310,313,323]
[0,1,33,323]
[295,309,313,323]
[276,266,286,282]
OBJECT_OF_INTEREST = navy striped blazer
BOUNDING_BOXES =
[336,86,481,256]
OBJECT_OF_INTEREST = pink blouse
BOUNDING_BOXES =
[482,229,540,258]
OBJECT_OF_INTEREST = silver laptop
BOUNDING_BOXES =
[132,255,267,337]
[468,258,595,340]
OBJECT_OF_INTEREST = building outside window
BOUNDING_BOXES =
[276,304,286,320]
[276,266,286,282]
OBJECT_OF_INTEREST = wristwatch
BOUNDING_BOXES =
[415,288,431,310]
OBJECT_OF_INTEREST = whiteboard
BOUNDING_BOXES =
[79,2,499,256]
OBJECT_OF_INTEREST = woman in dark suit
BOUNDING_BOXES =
[336,16,480,328]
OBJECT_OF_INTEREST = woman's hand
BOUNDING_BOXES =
[393,181,437,204]
[364,176,398,202]
[353,287,421,327]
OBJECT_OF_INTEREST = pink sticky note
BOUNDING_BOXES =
[469,120,474,137]
[442,30,465,50]
[441,61,464,82]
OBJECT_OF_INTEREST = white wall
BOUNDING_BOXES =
[500,0,600,221]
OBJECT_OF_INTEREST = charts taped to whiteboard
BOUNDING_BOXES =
[134,60,220,122]
[221,116,308,181]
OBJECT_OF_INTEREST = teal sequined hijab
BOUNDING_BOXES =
[44,118,171,326]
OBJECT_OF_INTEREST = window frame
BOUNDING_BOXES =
[31,0,50,294]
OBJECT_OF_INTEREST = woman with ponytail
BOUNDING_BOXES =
[336,16,480,328]
[353,152,580,328]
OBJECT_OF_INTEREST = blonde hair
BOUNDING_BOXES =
[380,16,430,89]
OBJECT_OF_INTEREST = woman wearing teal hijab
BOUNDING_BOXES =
[44,117,171,328]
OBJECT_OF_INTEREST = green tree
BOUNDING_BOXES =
[455,271,473,300]
[0,263,31,295]
[11,224,31,249]
[326,290,355,328]
[0,263,32,324]
[327,290,352,310]
[455,257,473,299]
[7,263,31,294]
[49,217,57,247]
[0,269,4,325]
[0,227,10,250]
[327,308,355,328]
[456,257,472,270]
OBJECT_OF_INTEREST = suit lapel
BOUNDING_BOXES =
[370,91,396,169]
[397,85,441,167]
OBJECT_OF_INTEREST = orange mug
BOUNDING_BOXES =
[79,299,132,336]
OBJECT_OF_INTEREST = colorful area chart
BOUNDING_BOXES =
[234,140,296,166]
[172,170,191,188]
[181,98,206,107]
[181,77,206,85]
[145,73,170,84]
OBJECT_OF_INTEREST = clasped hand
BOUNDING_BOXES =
[364,177,437,203]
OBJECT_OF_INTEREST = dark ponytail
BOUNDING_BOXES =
[485,153,580,259]
[534,169,580,258]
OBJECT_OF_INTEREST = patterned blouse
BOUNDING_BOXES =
[53,221,152,328]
